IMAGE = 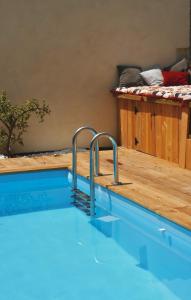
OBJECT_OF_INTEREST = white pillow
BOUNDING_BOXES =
[140,69,164,86]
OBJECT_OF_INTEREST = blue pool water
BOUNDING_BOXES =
[0,170,190,300]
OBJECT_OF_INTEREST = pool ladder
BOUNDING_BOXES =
[71,126,119,216]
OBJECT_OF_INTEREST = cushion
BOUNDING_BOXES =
[170,58,188,71]
[143,64,161,71]
[114,85,191,102]
[117,65,144,87]
[164,58,188,72]
[140,69,164,86]
[117,64,142,76]
[162,71,188,86]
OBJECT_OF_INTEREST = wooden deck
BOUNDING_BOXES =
[0,147,191,230]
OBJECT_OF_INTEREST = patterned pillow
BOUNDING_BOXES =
[140,69,164,86]
[117,65,144,87]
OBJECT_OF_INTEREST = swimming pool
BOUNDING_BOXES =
[0,169,190,300]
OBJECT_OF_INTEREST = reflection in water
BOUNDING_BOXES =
[0,185,72,217]
[0,169,72,217]
[137,246,148,270]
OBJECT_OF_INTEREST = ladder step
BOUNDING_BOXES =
[72,199,90,208]
[73,189,90,199]
[72,202,90,213]
[71,189,91,215]
[71,195,90,203]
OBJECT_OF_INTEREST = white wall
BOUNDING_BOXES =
[0,0,189,152]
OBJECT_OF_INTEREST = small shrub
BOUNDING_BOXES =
[0,91,50,156]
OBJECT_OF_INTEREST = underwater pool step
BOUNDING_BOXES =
[96,215,120,222]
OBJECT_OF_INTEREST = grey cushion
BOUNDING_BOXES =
[117,64,142,75]
[143,64,161,71]
[170,58,188,71]
[164,58,188,72]
[117,66,144,87]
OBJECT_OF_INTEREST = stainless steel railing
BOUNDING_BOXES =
[72,126,99,191]
[89,132,119,216]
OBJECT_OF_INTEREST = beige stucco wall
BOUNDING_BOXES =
[0,0,189,153]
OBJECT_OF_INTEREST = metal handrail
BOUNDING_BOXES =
[72,126,99,190]
[89,132,119,216]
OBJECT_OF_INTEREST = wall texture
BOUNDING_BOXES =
[0,0,189,152]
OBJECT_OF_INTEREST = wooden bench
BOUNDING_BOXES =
[117,93,191,170]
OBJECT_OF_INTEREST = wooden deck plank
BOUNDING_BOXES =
[186,139,191,170]
[179,106,189,168]
[0,148,190,230]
